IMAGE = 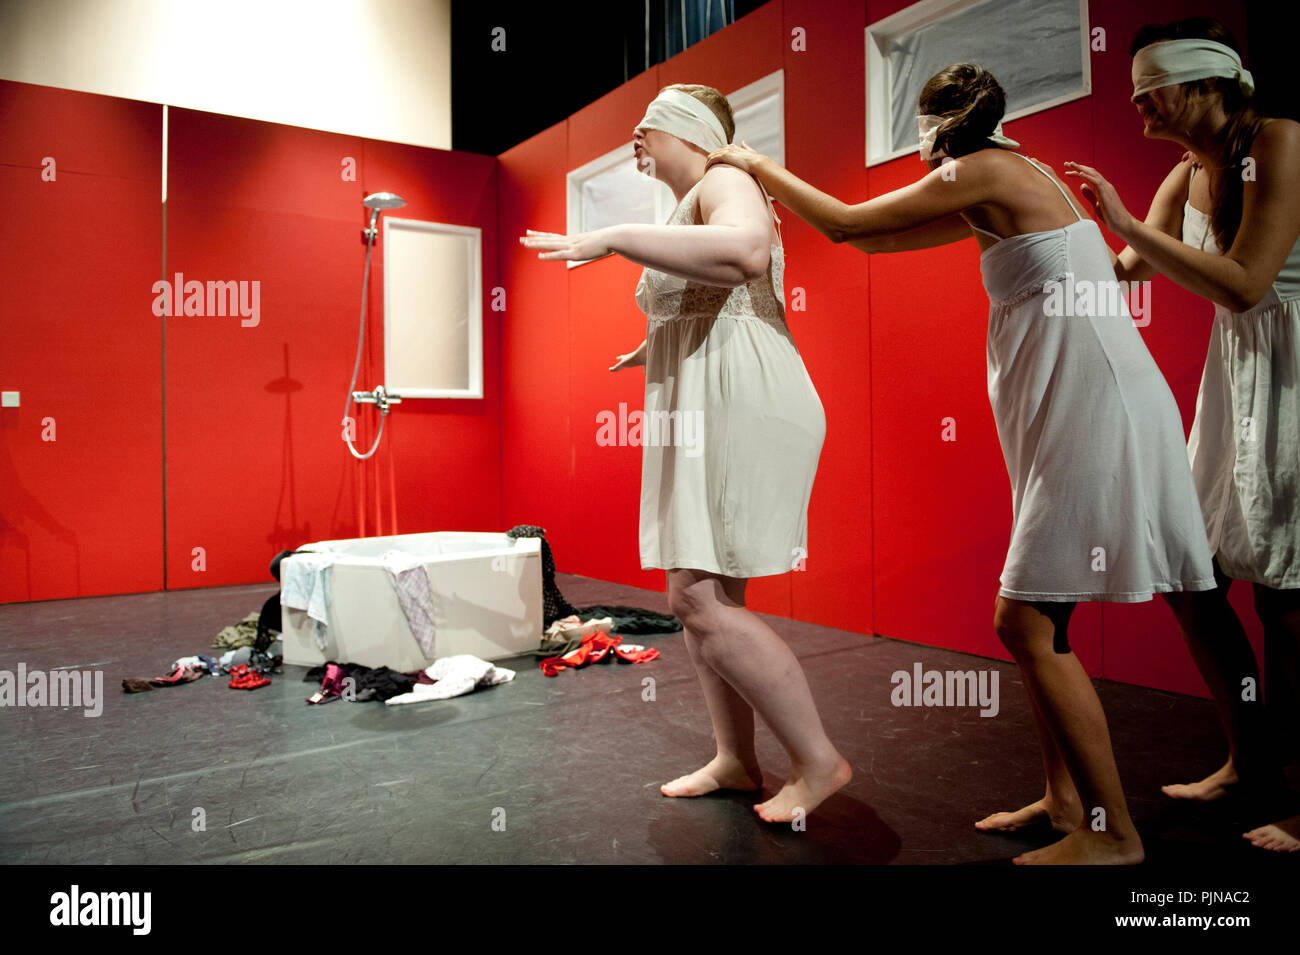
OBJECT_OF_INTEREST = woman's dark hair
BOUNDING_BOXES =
[918,63,1006,158]
[1131,18,1262,250]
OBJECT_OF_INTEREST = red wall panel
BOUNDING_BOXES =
[777,0,876,633]
[357,138,502,538]
[2,88,502,600]
[164,109,501,589]
[0,81,164,601]
[497,124,576,572]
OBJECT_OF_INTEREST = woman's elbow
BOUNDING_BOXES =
[736,244,771,284]
[1225,280,1268,313]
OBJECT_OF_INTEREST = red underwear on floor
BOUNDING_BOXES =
[540,632,660,676]
[228,664,271,690]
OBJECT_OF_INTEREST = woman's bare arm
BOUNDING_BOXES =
[607,164,774,286]
[716,151,987,244]
[1069,121,1300,311]
[845,213,976,253]
[1110,155,1195,284]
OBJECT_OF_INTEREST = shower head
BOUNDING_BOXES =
[363,192,407,210]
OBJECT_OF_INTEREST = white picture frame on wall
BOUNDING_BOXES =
[381,217,483,399]
[865,0,1091,167]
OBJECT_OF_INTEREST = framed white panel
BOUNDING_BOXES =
[728,70,785,170]
[865,0,1090,166]
[381,217,483,399]
[564,70,785,268]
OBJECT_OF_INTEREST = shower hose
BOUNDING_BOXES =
[343,228,387,460]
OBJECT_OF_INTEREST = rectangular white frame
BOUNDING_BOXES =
[381,217,484,399]
[865,0,1091,167]
[564,69,786,269]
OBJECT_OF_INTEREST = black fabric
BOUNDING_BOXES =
[255,592,281,653]
[269,548,307,582]
[574,604,681,635]
[256,550,300,660]
[506,524,580,627]
[302,662,418,702]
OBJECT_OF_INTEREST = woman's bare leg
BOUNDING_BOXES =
[662,567,850,821]
[1243,583,1300,852]
[975,649,1084,833]
[1160,561,1272,801]
[660,571,763,797]
[991,597,1144,864]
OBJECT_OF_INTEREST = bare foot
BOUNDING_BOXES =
[753,754,852,823]
[1013,828,1144,865]
[975,796,1082,834]
[1162,758,1237,802]
[661,753,762,797]
[1243,814,1300,853]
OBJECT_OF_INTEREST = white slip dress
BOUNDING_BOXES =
[634,176,825,579]
[978,152,1216,601]
[1182,165,1300,588]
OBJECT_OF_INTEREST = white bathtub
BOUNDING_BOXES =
[280,531,542,671]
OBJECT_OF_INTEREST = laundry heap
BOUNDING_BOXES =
[121,643,282,694]
[535,614,661,676]
[304,655,515,704]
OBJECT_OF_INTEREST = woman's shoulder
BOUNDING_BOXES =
[942,147,1038,187]
[693,162,772,223]
[1253,116,1300,153]
[696,161,763,199]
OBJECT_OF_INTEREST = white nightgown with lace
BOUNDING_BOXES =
[634,176,825,578]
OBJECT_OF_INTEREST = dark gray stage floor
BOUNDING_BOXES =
[1,574,1295,865]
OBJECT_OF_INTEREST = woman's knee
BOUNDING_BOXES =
[993,599,1066,657]
[667,582,715,634]
[1163,587,1224,629]
[667,572,739,636]
[993,601,1027,654]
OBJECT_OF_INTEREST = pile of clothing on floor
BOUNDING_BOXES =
[535,613,662,676]
[304,655,515,705]
[121,609,283,694]
[121,641,282,693]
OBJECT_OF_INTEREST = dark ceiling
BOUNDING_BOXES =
[450,0,771,156]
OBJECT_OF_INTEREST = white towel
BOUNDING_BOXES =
[384,655,515,705]
[379,550,438,660]
[280,553,335,649]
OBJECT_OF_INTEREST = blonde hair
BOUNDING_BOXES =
[661,83,735,144]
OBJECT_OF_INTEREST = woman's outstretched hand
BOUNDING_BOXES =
[520,227,615,261]
[1063,162,1137,240]
[610,340,646,372]
[705,140,766,175]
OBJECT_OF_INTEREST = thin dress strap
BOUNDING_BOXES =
[694,171,786,250]
[1185,164,1213,251]
[1010,152,1084,222]
[755,177,785,250]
